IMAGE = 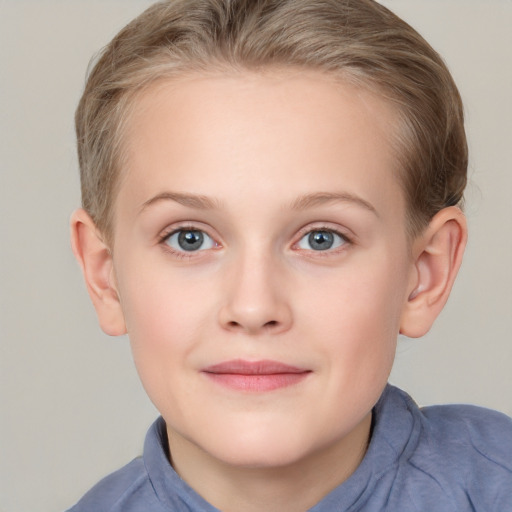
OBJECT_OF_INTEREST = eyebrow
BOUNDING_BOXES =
[289,192,379,216]
[139,191,223,213]
[139,190,378,216]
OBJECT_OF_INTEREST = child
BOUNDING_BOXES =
[68,0,512,510]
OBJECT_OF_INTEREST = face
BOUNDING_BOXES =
[111,70,414,470]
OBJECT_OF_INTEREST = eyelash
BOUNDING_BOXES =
[293,225,352,256]
[158,224,216,260]
[158,224,353,259]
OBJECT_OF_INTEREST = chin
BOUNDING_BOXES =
[215,444,307,470]
[198,423,320,469]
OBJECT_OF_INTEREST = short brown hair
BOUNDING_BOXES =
[75,0,467,243]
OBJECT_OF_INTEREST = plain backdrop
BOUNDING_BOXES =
[0,1,511,511]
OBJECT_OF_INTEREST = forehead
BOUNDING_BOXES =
[118,70,405,223]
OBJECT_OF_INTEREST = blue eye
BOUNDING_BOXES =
[297,230,347,251]
[165,229,216,252]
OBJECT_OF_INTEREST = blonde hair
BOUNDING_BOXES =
[76,0,467,243]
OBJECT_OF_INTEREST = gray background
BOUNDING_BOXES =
[1,1,511,511]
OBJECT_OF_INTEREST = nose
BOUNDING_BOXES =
[218,249,293,336]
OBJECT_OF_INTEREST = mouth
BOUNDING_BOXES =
[201,359,312,392]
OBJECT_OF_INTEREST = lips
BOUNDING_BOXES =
[202,359,311,392]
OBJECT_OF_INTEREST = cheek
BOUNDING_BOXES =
[300,250,408,356]
[314,254,406,310]
[117,262,213,359]
[119,268,212,411]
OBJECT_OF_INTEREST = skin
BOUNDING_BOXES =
[72,70,467,512]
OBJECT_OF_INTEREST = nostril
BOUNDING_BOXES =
[226,320,278,330]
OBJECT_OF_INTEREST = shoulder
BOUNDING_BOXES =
[408,399,512,509]
[66,457,162,512]
[419,402,512,471]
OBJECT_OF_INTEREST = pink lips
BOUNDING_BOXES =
[202,359,311,392]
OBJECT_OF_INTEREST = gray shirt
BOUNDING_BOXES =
[67,385,512,511]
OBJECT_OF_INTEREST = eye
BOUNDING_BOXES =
[296,229,348,251]
[164,229,216,252]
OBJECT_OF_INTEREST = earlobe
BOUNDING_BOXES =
[400,207,467,338]
[70,209,127,336]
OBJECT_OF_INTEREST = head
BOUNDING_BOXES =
[71,0,468,496]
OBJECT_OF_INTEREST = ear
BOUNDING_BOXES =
[400,206,467,338]
[70,209,127,336]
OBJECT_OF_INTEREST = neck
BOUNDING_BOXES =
[167,413,372,512]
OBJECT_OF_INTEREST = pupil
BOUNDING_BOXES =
[309,231,334,250]
[178,230,204,251]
